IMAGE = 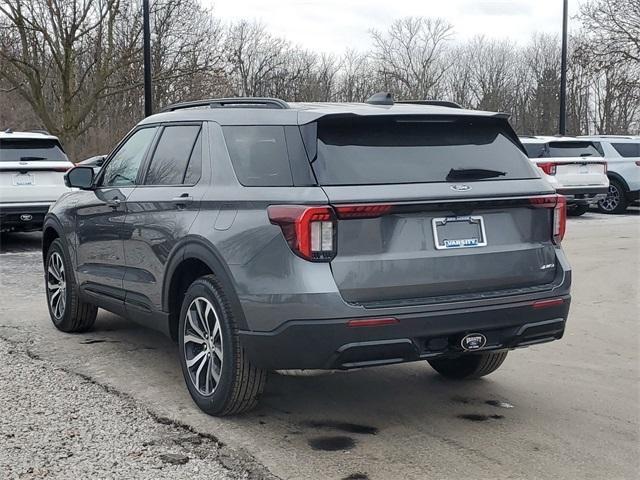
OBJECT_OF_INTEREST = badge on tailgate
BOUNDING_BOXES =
[432,215,488,250]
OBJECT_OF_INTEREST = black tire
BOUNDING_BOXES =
[567,204,589,216]
[597,179,628,214]
[178,275,266,416]
[428,351,508,380]
[45,238,97,332]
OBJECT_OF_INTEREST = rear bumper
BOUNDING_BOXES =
[0,203,51,231]
[239,296,571,370]
[556,187,608,205]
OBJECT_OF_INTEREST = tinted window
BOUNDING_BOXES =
[0,138,67,162]
[183,133,202,185]
[223,126,293,186]
[144,125,201,185]
[522,143,546,158]
[611,143,640,158]
[312,117,537,185]
[547,141,601,158]
[101,128,157,187]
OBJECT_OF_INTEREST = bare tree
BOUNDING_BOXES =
[371,17,453,99]
[580,0,640,63]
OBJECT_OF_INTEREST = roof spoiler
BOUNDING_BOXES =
[161,97,290,112]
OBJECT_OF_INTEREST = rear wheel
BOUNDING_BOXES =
[428,351,508,379]
[45,238,97,332]
[597,179,628,214]
[567,204,589,216]
[178,275,266,416]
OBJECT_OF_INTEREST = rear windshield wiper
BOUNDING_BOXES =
[20,156,47,161]
[447,168,506,180]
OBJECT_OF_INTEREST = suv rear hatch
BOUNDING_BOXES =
[524,140,607,187]
[0,137,72,203]
[301,115,563,306]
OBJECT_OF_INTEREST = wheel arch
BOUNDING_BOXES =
[163,236,248,341]
[42,216,64,264]
[607,171,630,193]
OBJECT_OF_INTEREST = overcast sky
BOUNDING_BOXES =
[204,0,584,53]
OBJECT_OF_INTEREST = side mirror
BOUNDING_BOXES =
[65,166,95,190]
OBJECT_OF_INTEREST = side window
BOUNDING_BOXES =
[101,128,157,187]
[144,125,201,185]
[222,126,293,186]
[611,143,640,158]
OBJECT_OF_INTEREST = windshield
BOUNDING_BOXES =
[311,116,537,185]
[547,141,601,158]
[0,138,68,162]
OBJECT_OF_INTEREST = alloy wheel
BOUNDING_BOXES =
[183,297,224,396]
[47,252,66,319]
[599,184,621,212]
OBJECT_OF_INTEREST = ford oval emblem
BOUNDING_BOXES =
[451,184,471,192]
[20,214,33,221]
[460,333,487,351]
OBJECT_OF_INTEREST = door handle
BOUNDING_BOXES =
[171,194,194,208]
[107,198,121,209]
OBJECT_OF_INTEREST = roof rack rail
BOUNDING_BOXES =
[161,97,290,112]
[26,129,50,135]
[397,100,463,109]
[518,135,538,138]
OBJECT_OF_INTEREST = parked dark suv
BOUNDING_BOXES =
[42,94,571,416]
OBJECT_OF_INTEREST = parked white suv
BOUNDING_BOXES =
[519,136,609,216]
[0,130,74,232]
[578,135,640,214]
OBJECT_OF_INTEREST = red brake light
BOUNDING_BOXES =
[268,205,336,261]
[53,165,73,172]
[537,162,557,175]
[529,194,566,244]
[532,298,564,309]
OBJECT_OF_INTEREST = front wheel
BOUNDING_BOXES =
[428,351,508,379]
[45,238,97,332]
[597,179,628,214]
[178,275,266,416]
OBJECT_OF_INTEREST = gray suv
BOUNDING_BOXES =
[42,95,572,416]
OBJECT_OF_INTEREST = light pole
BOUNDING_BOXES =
[559,0,568,135]
[143,0,152,117]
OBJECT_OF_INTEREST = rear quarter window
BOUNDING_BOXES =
[0,138,68,162]
[522,143,546,158]
[311,116,537,185]
[222,126,293,186]
[611,143,640,158]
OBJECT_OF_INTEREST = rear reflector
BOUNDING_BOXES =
[347,317,399,328]
[532,298,564,309]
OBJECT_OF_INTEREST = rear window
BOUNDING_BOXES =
[144,125,201,185]
[0,138,68,162]
[223,126,293,186]
[522,143,546,158]
[611,142,640,158]
[547,141,601,158]
[311,116,537,185]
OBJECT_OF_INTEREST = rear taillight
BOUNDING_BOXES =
[334,204,393,219]
[536,162,557,175]
[268,205,336,261]
[529,194,566,244]
[52,165,73,172]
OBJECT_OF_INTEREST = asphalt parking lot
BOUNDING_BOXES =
[0,209,638,480]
